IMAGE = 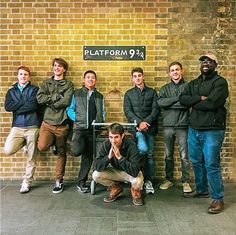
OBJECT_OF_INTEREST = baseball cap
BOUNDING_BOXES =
[199,53,218,64]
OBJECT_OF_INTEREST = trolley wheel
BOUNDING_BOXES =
[90,180,96,195]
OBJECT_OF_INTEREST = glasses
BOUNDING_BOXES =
[200,60,215,65]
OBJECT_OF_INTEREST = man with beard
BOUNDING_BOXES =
[179,53,229,214]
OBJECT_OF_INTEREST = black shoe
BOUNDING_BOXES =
[53,181,64,194]
[77,182,89,193]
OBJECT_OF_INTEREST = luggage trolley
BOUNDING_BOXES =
[90,121,137,195]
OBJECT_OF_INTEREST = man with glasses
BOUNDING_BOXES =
[179,53,229,214]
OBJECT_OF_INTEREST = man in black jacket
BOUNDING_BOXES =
[92,123,144,206]
[124,67,160,194]
[158,62,192,194]
[179,53,229,214]
[4,66,41,193]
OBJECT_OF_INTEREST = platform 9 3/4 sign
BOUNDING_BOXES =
[83,46,146,60]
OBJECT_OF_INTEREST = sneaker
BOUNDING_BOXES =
[77,182,90,193]
[51,145,57,155]
[131,186,143,206]
[20,182,30,193]
[104,182,123,203]
[52,181,64,194]
[144,180,154,194]
[159,180,174,190]
[182,182,192,193]
[23,146,28,154]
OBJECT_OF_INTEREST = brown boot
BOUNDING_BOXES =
[130,186,143,206]
[208,200,224,214]
[104,182,123,203]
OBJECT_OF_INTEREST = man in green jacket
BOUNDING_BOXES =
[37,58,74,194]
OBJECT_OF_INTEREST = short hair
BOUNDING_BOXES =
[52,58,68,73]
[109,123,124,135]
[131,67,143,76]
[168,62,183,71]
[84,70,97,79]
[17,66,31,76]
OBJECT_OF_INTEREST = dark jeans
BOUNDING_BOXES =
[163,127,190,183]
[71,129,93,183]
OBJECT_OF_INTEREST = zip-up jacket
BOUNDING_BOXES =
[5,82,41,127]
[124,85,160,135]
[157,79,189,128]
[93,137,142,178]
[36,77,74,125]
[66,86,104,130]
[179,71,228,130]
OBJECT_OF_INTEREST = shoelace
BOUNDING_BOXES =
[145,181,153,189]
[55,182,62,187]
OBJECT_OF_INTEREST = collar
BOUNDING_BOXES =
[17,81,30,92]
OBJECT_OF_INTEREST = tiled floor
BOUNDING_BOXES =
[1,181,236,235]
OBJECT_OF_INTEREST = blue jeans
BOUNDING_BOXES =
[136,131,155,181]
[163,127,190,183]
[188,127,225,200]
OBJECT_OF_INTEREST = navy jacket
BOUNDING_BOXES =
[5,82,41,127]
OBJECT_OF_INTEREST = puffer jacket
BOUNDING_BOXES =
[5,82,41,127]
[157,79,189,128]
[179,71,228,130]
[36,76,74,125]
[124,85,160,135]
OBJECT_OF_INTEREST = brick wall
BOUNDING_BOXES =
[1,0,236,182]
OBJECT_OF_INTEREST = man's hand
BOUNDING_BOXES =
[108,145,122,160]
[137,121,150,131]
[108,147,114,160]
[112,145,122,160]
[201,96,208,101]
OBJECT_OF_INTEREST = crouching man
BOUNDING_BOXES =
[92,123,144,206]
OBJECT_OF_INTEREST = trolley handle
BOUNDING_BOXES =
[91,120,137,127]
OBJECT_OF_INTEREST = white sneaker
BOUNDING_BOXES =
[20,182,30,193]
[144,180,154,194]
[159,180,174,190]
[182,182,192,193]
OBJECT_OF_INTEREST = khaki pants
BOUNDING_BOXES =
[38,121,69,181]
[92,168,144,190]
[4,127,39,184]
